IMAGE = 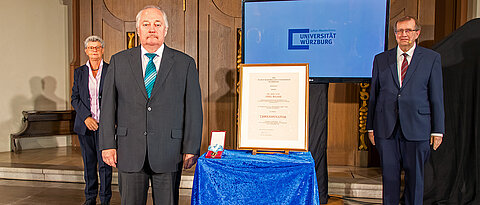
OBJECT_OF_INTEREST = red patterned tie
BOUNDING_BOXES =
[401,53,408,84]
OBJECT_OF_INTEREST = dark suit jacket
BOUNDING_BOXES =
[99,45,203,173]
[366,46,445,141]
[71,62,109,135]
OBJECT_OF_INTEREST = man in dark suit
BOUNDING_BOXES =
[367,16,445,205]
[99,5,203,205]
[71,36,112,205]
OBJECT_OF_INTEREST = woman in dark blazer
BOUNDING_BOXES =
[71,36,112,205]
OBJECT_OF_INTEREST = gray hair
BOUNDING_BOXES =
[394,16,421,32]
[84,35,104,48]
[135,5,169,29]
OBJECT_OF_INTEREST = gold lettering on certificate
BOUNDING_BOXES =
[248,74,299,141]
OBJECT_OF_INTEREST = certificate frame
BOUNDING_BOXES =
[238,63,309,152]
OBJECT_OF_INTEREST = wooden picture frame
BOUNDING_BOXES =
[238,63,309,152]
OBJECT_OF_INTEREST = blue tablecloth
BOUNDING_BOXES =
[191,150,319,205]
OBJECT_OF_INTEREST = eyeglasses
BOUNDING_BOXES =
[394,29,418,35]
[86,46,102,50]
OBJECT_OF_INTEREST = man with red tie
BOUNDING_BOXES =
[367,16,445,205]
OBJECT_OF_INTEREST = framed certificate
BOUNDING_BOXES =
[238,63,309,152]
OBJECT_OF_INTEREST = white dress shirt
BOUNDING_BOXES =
[86,60,104,122]
[141,44,165,77]
[396,43,416,87]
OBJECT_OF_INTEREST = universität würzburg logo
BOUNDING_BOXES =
[288,29,336,50]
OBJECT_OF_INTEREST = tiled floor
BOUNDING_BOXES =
[0,179,191,205]
[0,146,84,170]
[0,147,382,204]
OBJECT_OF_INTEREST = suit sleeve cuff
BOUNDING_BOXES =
[431,133,443,137]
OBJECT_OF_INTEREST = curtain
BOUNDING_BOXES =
[424,18,480,205]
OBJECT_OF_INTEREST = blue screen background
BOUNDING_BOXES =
[244,0,388,78]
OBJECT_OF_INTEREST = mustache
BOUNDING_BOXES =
[145,34,159,38]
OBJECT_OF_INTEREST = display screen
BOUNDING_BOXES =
[243,0,389,82]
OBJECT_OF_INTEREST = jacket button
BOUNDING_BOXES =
[144,132,147,136]
[147,107,152,111]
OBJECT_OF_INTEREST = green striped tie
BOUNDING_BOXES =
[144,53,157,98]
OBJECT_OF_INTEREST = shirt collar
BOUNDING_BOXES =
[86,60,104,71]
[397,43,416,58]
[141,44,165,58]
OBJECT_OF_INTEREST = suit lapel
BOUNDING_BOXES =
[150,45,174,99]
[81,65,91,110]
[401,47,423,88]
[99,62,108,96]
[128,47,148,99]
[388,49,400,88]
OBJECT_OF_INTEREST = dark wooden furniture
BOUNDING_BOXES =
[11,110,76,152]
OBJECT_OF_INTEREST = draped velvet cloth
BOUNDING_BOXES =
[191,150,320,204]
[423,18,480,204]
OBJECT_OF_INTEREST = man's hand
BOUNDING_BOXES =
[430,135,443,150]
[102,149,117,167]
[368,131,375,146]
[84,117,99,131]
[183,154,198,169]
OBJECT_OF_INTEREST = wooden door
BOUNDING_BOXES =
[72,0,197,147]
[198,0,242,152]
[90,0,190,62]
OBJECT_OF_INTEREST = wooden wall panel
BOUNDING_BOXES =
[70,0,82,148]
[104,0,158,21]
[208,18,236,150]
[185,0,198,62]
[79,0,92,65]
[389,0,407,49]
[199,0,241,153]
[435,0,470,43]
[212,0,242,17]
[327,83,360,166]
[95,0,187,59]
[418,0,436,47]
[102,21,124,63]
[158,0,185,51]
[388,0,436,48]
